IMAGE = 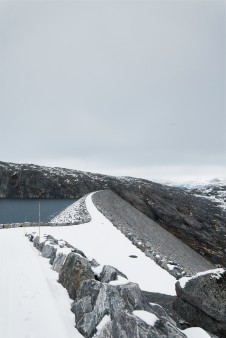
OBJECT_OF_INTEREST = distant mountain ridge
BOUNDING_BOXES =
[164,177,226,210]
[0,160,225,266]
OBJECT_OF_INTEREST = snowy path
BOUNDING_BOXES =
[28,193,176,295]
[0,228,82,338]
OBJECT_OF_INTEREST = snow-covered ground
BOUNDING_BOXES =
[32,193,177,295]
[0,228,82,338]
[0,192,212,338]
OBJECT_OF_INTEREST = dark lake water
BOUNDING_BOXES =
[0,199,77,224]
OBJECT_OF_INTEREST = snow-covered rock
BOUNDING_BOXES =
[99,265,127,283]
[175,268,226,337]
[71,279,186,338]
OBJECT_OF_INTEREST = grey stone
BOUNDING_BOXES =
[99,265,127,283]
[33,235,44,251]
[41,242,57,261]
[117,282,144,311]
[175,269,226,337]
[89,259,100,267]
[71,279,125,337]
[71,247,87,258]
[72,279,186,338]
[27,234,34,242]
[58,252,94,300]
[96,310,187,338]
[52,252,68,273]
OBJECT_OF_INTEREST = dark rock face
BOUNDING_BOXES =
[99,265,127,283]
[58,252,95,300]
[71,280,186,338]
[0,161,225,266]
[174,269,226,337]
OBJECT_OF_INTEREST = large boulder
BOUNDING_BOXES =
[99,265,127,283]
[58,252,95,300]
[41,242,57,261]
[33,235,41,250]
[174,268,226,337]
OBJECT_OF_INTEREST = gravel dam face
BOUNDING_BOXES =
[92,190,214,276]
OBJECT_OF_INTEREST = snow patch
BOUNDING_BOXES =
[96,315,111,332]
[183,327,211,338]
[133,310,158,326]
[109,275,129,285]
[179,268,225,288]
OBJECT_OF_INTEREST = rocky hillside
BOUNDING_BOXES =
[187,179,226,210]
[0,161,225,266]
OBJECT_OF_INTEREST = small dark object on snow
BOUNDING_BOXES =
[129,255,138,258]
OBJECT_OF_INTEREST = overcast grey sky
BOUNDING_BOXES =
[0,0,225,180]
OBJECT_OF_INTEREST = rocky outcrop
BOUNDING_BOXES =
[186,179,226,211]
[1,161,226,266]
[41,240,58,260]
[174,268,226,337]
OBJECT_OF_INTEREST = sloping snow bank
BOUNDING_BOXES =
[50,195,90,224]
[29,193,176,295]
[0,228,82,338]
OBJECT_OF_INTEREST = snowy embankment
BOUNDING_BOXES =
[36,193,177,295]
[0,228,82,338]
[50,194,90,225]
[0,192,213,338]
